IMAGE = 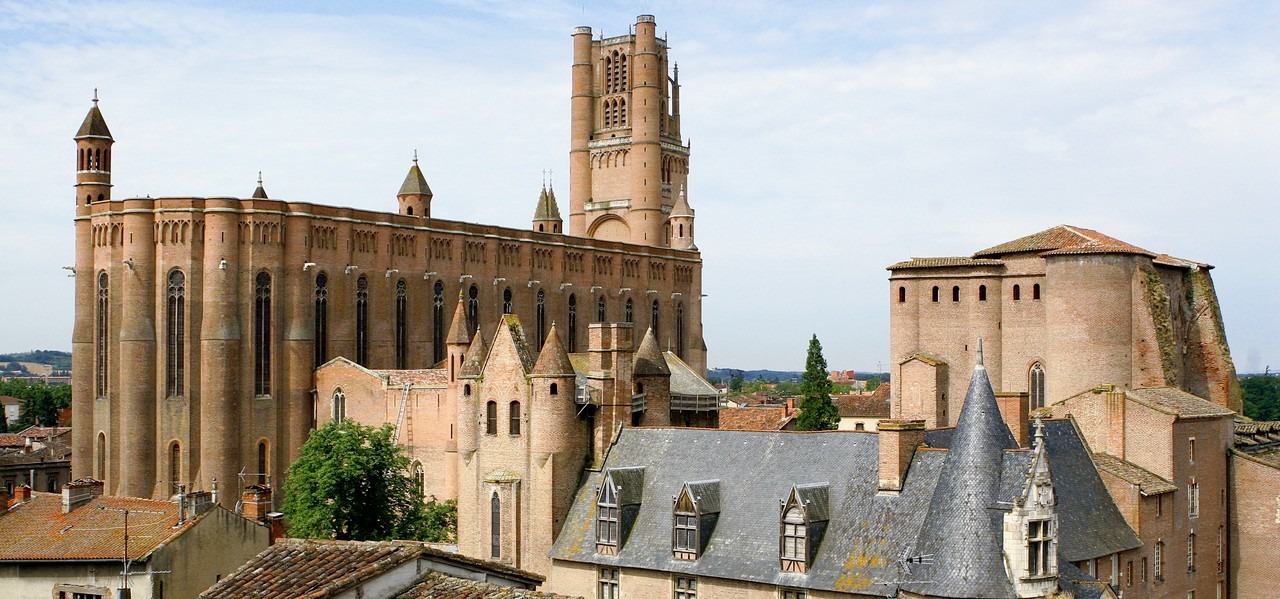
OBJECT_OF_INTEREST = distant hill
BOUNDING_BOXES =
[0,350,71,371]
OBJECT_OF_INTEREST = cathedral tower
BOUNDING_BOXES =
[569,15,692,247]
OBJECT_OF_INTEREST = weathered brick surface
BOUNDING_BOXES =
[1230,453,1280,598]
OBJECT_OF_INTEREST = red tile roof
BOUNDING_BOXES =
[718,405,793,431]
[886,257,1005,270]
[973,225,1156,258]
[833,389,891,419]
[378,369,449,387]
[16,426,71,439]
[0,492,190,561]
[0,434,24,448]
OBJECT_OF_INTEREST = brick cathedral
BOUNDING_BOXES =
[69,13,703,504]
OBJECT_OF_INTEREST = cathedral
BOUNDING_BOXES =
[69,14,704,505]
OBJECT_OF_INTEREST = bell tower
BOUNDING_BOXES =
[75,90,114,206]
[569,15,692,248]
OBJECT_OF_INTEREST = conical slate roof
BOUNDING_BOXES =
[670,184,693,217]
[632,328,670,376]
[533,185,561,221]
[251,173,268,199]
[532,323,575,376]
[902,343,1018,598]
[76,102,112,139]
[398,161,433,197]
[459,330,489,378]
[446,293,471,345]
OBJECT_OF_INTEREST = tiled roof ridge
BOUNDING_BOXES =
[1124,387,1235,419]
[1091,452,1177,496]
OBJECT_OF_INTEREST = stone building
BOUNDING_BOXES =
[69,14,704,505]
[1227,420,1280,598]
[549,353,1127,598]
[887,224,1240,426]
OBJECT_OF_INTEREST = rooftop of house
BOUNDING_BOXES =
[833,386,890,419]
[202,539,548,599]
[1234,420,1280,469]
[716,404,794,431]
[887,224,1209,270]
[0,490,195,561]
[395,571,579,599]
[1091,452,1178,496]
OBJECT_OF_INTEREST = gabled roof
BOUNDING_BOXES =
[532,323,574,377]
[459,330,489,378]
[446,294,471,345]
[398,161,433,197]
[663,351,717,397]
[680,480,721,514]
[0,492,194,561]
[394,571,577,599]
[670,185,693,217]
[532,185,561,221]
[974,225,1155,258]
[489,315,536,374]
[1125,387,1235,419]
[716,405,793,431]
[632,328,670,376]
[833,393,890,419]
[1092,452,1178,496]
[792,483,830,522]
[75,103,112,139]
[898,352,945,367]
[377,369,449,387]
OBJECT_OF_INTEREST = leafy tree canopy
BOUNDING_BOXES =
[1242,375,1280,422]
[0,379,70,429]
[283,420,456,542]
[796,335,839,431]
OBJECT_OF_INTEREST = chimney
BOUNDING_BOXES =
[186,490,213,517]
[995,392,1030,447]
[240,485,272,522]
[61,478,105,514]
[1105,388,1126,459]
[877,419,926,492]
[266,512,285,543]
[13,484,32,505]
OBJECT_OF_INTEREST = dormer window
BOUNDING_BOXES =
[597,477,620,552]
[779,484,829,573]
[672,480,720,561]
[596,467,644,555]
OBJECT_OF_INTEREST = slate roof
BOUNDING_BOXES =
[446,294,471,345]
[553,360,1131,598]
[460,331,490,378]
[532,186,561,221]
[0,491,192,561]
[1125,387,1235,419]
[1091,452,1178,496]
[663,351,719,398]
[886,257,1005,270]
[632,328,670,376]
[76,103,112,139]
[201,539,546,599]
[395,571,577,598]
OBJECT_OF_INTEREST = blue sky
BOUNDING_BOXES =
[1,0,1277,372]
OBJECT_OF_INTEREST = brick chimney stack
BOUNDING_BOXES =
[61,478,105,514]
[240,484,272,522]
[12,484,32,505]
[877,419,926,492]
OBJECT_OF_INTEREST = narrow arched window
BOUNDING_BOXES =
[254,272,271,396]
[355,276,369,365]
[568,294,578,353]
[332,388,346,423]
[1029,363,1045,410]
[652,300,661,337]
[1033,283,1041,300]
[432,281,445,365]
[536,290,546,349]
[597,295,606,322]
[509,401,521,435]
[166,270,185,397]
[395,279,408,369]
[467,284,479,336]
[413,462,425,497]
[979,285,988,301]
[96,272,109,398]
[1013,284,1021,301]
[95,432,106,480]
[169,442,181,494]
[952,286,960,302]
[625,298,633,323]
[550,382,559,396]
[898,286,906,303]
[676,303,685,359]
[486,401,498,435]
[931,286,939,302]
[257,441,268,486]
[314,273,329,368]
[491,493,502,558]
[503,287,513,314]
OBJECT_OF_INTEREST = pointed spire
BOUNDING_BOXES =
[446,292,471,345]
[533,178,562,221]
[533,322,575,376]
[670,183,693,217]
[398,155,433,197]
[632,327,671,376]
[76,92,113,139]
[460,330,489,377]
[251,171,268,199]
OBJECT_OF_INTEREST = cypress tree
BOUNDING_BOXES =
[796,334,839,430]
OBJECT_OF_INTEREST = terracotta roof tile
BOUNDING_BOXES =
[717,405,792,431]
[974,225,1157,258]
[0,434,24,448]
[0,492,190,561]
[396,571,578,598]
[1234,421,1280,468]
[887,256,1004,270]
[832,394,890,419]
[1092,453,1177,496]
[1125,387,1235,419]
[17,426,72,439]
[376,369,449,387]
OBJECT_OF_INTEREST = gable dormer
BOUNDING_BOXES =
[596,466,644,555]
[779,483,830,573]
[672,480,720,560]
[1002,417,1060,596]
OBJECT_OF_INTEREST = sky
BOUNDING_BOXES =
[1,0,1277,373]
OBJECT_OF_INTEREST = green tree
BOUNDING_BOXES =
[0,379,70,429]
[864,376,882,393]
[728,370,745,392]
[796,335,839,430]
[1242,375,1280,422]
[284,420,456,541]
